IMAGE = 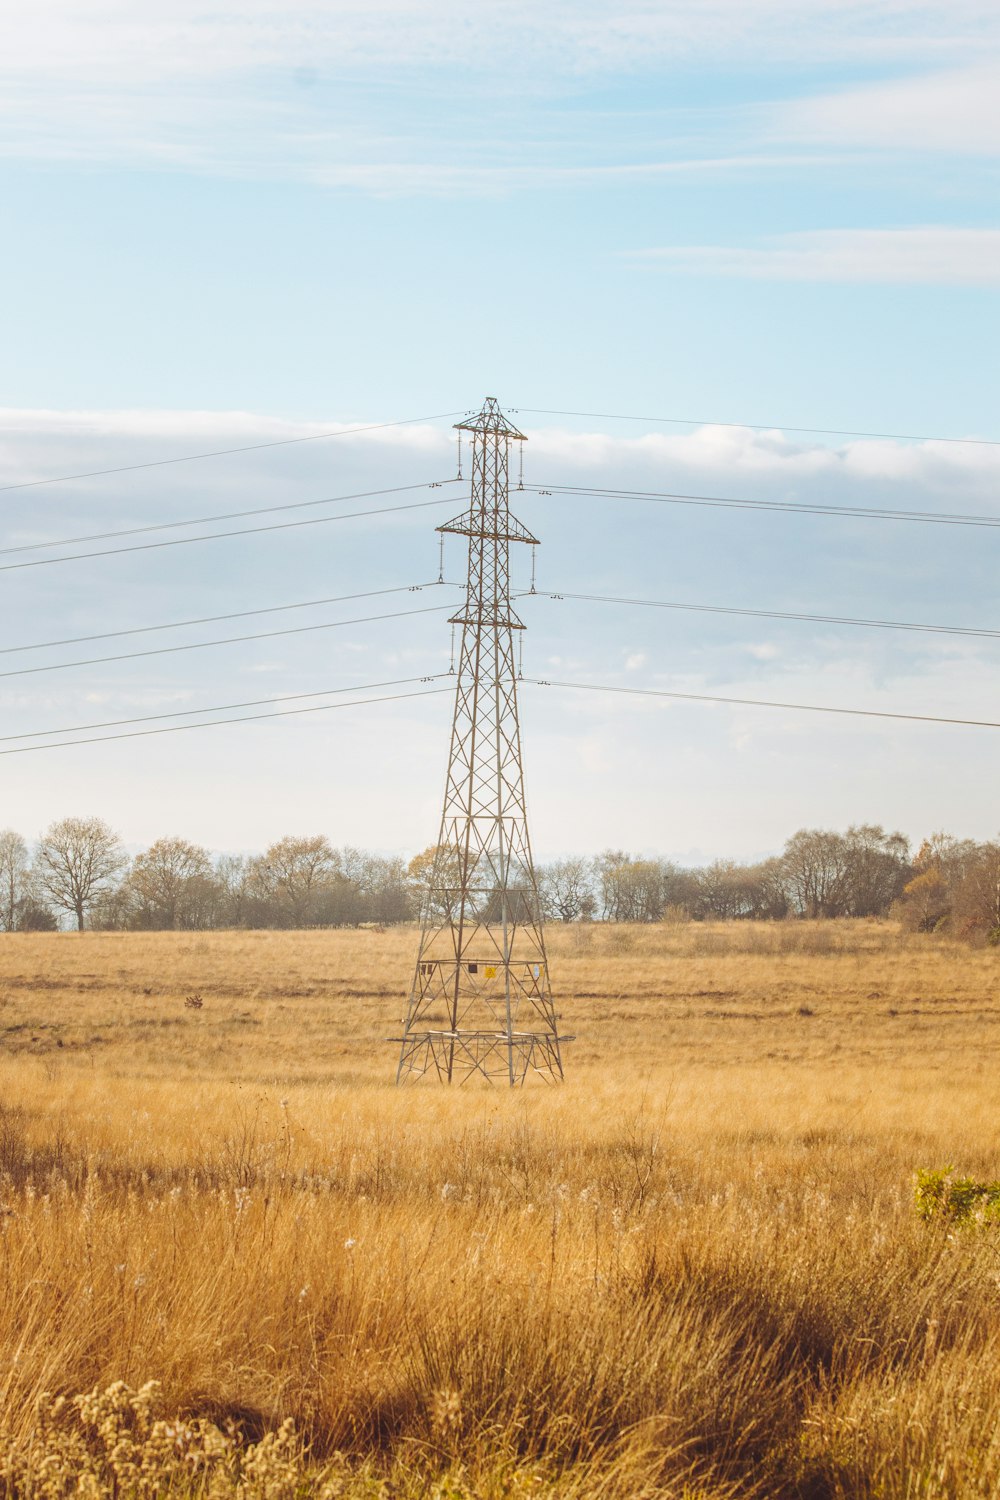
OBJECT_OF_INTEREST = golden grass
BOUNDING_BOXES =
[2,921,1000,1496]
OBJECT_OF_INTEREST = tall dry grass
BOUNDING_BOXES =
[2,921,1000,1495]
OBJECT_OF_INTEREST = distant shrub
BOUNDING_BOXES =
[661,903,691,925]
[914,1166,1000,1225]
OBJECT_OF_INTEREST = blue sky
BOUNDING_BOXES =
[0,2,998,861]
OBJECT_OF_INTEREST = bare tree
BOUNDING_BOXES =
[343,851,412,924]
[594,851,668,922]
[215,854,251,927]
[87,878,138,931]
[841,825,910,917]
[660,862,704,917]
[696,860,751,920]
[0,830,32,931]
[249,835,337,926]
[950,842,1000,940]
[747,857,790,920]
[781,830,850,918]
[34,816,126,931]
[127,837,216,929]
[538,857,594,922]
[406,844,463,921]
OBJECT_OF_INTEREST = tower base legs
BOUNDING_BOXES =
[394,1029,564,1086]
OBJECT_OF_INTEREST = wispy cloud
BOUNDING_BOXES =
[626,228,1000,285]
[2,404,995,506]
[0,4,997,183]
[775,62,1000,156]
[7,3,998,79]
[301,154,843,197]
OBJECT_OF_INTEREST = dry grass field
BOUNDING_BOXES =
[2,920,1000,1497]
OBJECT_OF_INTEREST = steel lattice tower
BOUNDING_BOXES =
[395,397,565,1086]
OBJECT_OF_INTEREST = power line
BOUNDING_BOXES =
[530,588,1000,642]
[0,492,456,573]
[0,411,464,494]
[13,577,981,659]
[0,682,452,757]
[0,673,448,743]
[8,662,1000,755]
[525,482,1000,531]
[514,406,1000,449]
[526,677,1000,730]
[1,581,456,655]
[0,479,461,558]
[0,602,456,680]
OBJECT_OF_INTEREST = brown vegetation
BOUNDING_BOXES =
[8,819,1000,943]
[2,922,1000,1495]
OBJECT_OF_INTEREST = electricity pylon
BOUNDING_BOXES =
[394,397,565,1085]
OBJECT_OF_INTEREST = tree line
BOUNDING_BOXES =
[541,829,1000,942]
[1,817,999,941]
[544,827,912,924]
[0,819,411,933]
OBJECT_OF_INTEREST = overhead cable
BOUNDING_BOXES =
[0,673,449,743]
[9,669,1000,755]
[0,411,464,494]
[526,678,1000,730]
[0,602,456,679]
[525,483,1000,530]
[1,581,457,655]
[0,683,452,756]
[0,493,457,573]
[16,579,983,658]
[515,406,999,448]
[0,479,461,557]
[530,589,1000,642]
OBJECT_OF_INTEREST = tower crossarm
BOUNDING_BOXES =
[437,514,539,546]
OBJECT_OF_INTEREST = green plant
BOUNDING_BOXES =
[914,1166,1000,1224]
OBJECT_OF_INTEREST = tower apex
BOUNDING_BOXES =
[455,396,526,442]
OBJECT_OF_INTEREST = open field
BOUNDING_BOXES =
[3,921,1000,1496]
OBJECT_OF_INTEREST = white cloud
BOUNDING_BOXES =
[625,652,647,671]
[6,3,997,80]
[527,421,1000,499]
[627,228,1000,285]
[0,405,452,443]
[2,404,996,514]
[1,5,998,181]
[0,405,454,492]
[776,62,1000,156]
[300,155,840,198]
